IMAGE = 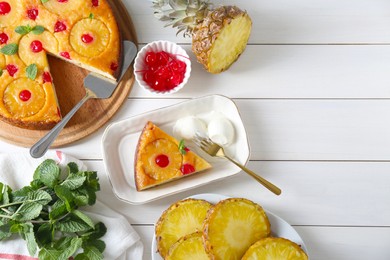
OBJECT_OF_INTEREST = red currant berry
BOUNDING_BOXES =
[6,64,18,77]
[92,0,99,7]
[30,40,43,53]
[0,32,8,44]
[181,164,195,175]
[60,51,71,59]
[155,154,169,168]
[110,62,118,71]
[27,8,38,20]
[0,2,11,15]
[81,33,94,44]
[43,71,52,83]
[54,21,66,32]
[19,90,31,102]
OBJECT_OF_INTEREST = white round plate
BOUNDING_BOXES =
[151,193,308,259]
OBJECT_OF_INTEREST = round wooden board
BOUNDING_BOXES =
[0,0,138,148]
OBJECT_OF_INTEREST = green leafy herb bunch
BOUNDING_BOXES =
[0,159,106,260]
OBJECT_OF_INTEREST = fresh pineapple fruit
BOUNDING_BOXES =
[18,30,58,69]
[70,18,110,57]
[153,0,252,73]
[155,198,212,258]
[242,237,308,260]
[141,139,183,180]
[0,0,22,27]
[203,198,271,260]
[166,232,209,260]
[42,0,84,15]
[3,78,45,118]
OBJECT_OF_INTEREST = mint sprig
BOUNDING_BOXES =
[26,64,38,80]
[15,25,45,35]
[178,139,187,155]
[0,159,106,259]
[0,43,18,55]
[89,13,94,19]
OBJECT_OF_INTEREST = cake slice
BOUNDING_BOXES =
[134,121,211,191]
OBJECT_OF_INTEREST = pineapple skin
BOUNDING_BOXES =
[192,6,252,74]
[155,198,212,258]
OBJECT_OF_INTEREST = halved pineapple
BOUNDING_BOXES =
[166,232,209,260]
[70,18,110,58]
[153,1,252,73]
[155,198,212,258]
[18,30,58,69]
[203,198,271,260]
[242,237,308,260]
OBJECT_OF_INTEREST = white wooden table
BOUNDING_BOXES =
[1,0,390,259]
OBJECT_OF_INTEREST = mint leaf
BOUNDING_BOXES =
[49,200,67,220]
[67,162,79,174]
[11,186,33,203]
[24,223,38,256]
[34,159,60,187]
[26,64,38,80]
[15,25,32,35]
[27,190,52,205]
[41,0,49,3]
[61,174,86,190]
[0,183,12,204]
[178,139,187,155]
[75,246,103,260]
[12,202,42,221]
[89,13,94,19]
[57,217,91,233]
[36,223,53,247]
[0,69,3,77]
[38,247,61,260]
[0,43,18,55]
[0,223,11,240]
[32,25,45,35]
[81,222,106,241]
[54,185,74,211]
[58,237,83,259]
[72,210,94,229]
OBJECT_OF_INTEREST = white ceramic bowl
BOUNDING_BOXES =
[133,40,191,94]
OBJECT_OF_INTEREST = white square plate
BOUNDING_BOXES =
[101,95,250,204]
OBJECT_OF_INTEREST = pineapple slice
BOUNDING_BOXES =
[70,18,110,58]
[141,139,183,180]
[155,198,212,258]
[166,232,209,260]
[203,198,271,260]
[0,53,5,68]
[3,78,45,118]
[42,0,84,15]
[0,0,22,28]
[18,31,58,69]
[242,237,308,260]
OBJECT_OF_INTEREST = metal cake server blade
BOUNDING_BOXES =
[30,40,137,158]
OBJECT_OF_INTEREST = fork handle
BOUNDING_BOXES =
[224,155,282,195]
[30,89,95,159]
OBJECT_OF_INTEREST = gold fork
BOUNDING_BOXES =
[194,134,282,195]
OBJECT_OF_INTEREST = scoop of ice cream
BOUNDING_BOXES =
[173,116,207,139]
[207,116,235,146]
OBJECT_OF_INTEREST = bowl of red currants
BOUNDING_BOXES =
[134,40,191,94]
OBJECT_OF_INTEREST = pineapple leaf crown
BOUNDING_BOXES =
[152,0,212,36]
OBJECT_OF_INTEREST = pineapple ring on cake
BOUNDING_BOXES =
[166,232,209,260]
[18,31,58,69]
[155,198,212,258]
[3,78,45,118]
[140,139,183,180]
[0,53,5,68]
[42,0,84,15]
[242,237,308,260]
[70,18,110,58]
[203,198,271,260]
[0,0,22,28]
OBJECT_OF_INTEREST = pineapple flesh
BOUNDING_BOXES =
[242,237,308,260]
[153,0,252,74]
[203,198,271,260]
[155,198,213,258]
[166,232,209,260]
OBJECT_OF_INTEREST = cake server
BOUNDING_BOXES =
[30,40,137,158]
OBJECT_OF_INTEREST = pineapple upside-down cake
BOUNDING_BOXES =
[0,0,121,129]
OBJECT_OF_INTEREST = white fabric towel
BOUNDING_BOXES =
[0,151,143,260]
